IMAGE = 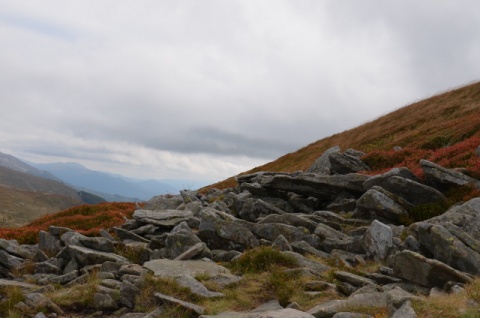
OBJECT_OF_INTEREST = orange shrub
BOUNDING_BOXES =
[0,202,138,244]
[362,136,480,180]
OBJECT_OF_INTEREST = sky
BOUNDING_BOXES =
[1,1,479,184]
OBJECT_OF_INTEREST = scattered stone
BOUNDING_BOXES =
[155,292,205,315]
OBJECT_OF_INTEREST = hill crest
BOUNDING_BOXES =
[205,81,480,190]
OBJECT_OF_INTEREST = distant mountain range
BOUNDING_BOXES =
[0,151,211,226]
[29,162,178,201]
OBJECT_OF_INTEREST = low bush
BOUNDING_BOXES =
[227,246,298,275]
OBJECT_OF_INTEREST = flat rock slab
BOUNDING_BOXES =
[133,209,193,227]
[0,279,40,291]
[200,300,315,317]
[155,292,205,315]
[143,259,230,277]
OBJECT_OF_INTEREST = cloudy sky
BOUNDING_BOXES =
[1,1,479,184]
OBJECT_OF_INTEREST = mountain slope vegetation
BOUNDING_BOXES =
[0,166,84,227]
[205,81,480,190]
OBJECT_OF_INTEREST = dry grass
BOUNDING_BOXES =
[203,81,480,191]
[0,185,82,228]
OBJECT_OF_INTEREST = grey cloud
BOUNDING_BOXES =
[1,1,480,181]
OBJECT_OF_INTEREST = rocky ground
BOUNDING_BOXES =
[1,147,480,317]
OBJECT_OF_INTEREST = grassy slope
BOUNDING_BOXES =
[0,186,82,228]
[0,166,84,227]
[204,81,480,190]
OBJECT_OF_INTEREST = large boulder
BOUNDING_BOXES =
[239,198,286,222]
[163,223,209,259]
[328,151,370,175]
[143,259,230,278]
[307,146,340,175]
[420,159,480,191]
[68,245,128,267]
[410,222,480,275]
[198,208,259,251]
[132,209,193,227]
[364,175,445,206]
[363,167,421,190]
[361,220,394,261]
[392,250,472,288]
[259,173,368,200]
[354,187,410,223]
[426,198,480,240]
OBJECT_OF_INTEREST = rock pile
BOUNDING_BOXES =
[1,146,480,317]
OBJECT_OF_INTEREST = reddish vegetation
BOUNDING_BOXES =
[362,136,480,180]
[0,202,137,244]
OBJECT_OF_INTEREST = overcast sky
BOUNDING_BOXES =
[1,1,479,184]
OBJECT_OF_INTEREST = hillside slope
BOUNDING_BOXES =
[0,166,84,227]
[206,81,480,190]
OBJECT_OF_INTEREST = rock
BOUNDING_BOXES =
[34,261,62,275]
[361,220,393,261]
[354,187,410,223]
[259,173,368,200]
[207,273,242,289]
[333,271,375,287]
[0,278,40,291]
[143,259,230,278]
[211,250,242,262]
[78,236,116,253]
[144,194,184,210]
[68,245,129,267]
[200,300,315,317]
[392,250,472,288]
[272,235,293,251]
[175,275,224,298]
[253,223,318,246]
[94,292,119,311]
[0,250,22,269]
[307,146,341,175]
[258,214,318,233]
[363,167,421,190]
[365,175,445,206]
[155,292,205,315]
[282,251,330,275]
[328,151,370,175]
[113,227,150,243]
[23,292,64,315]
[410,222,480,275]
[120,280,141,309]
[0,239,31,259]
[132,209,193,227]
[164,226,205,259]
[38,231,62,255]
[476,145,480,157]
[307,299,346,318]
[239,198,286,222]
[290,241,331,259]
[174,242,208,261]
[391,300,417,318]
[421,159,480,191]
[333,314,373,318]
[198,208,259,251]
[314,224,349,241]
[385,286,420,308]
[426,198,480,240]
